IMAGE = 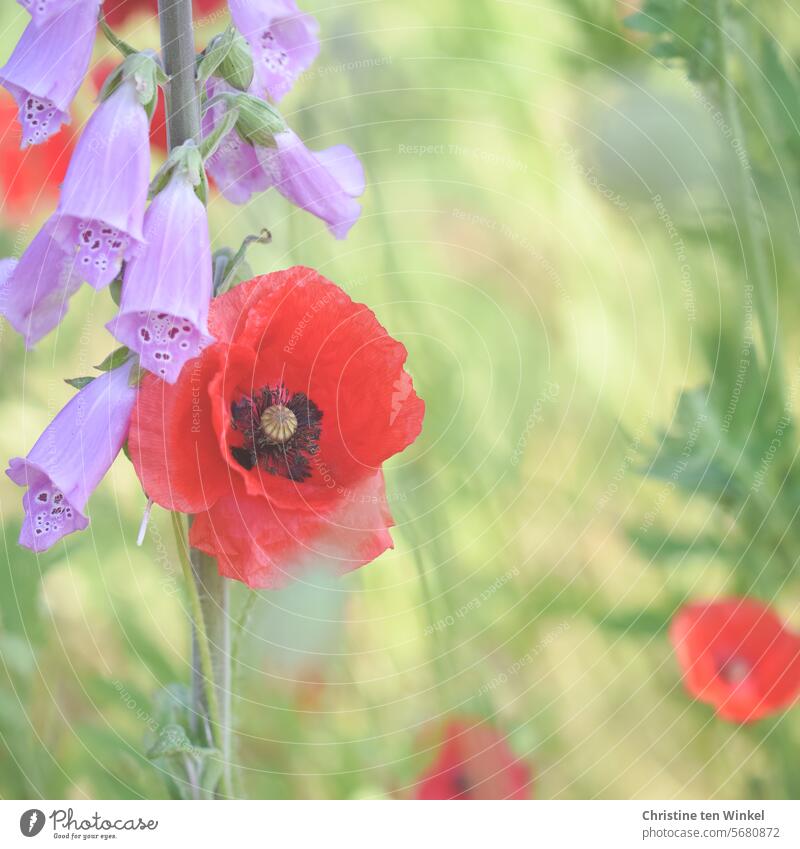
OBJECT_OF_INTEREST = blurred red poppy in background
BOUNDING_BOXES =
[130,267,424,589]
[670,598,800,723]
[0,93,73,221]
[91,60,168,154]
[103,0,226,28]
[414,718,533,799]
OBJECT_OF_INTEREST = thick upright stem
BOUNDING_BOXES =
[158,0,201,146]
[158,0,231,796]
[190,545,232,794]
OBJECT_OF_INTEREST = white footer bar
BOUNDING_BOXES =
[2,800,798,847]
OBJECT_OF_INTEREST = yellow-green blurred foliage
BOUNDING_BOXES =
[1,0,800,800]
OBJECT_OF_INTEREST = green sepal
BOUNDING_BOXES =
[102,52,166,121]
[197,29,235,89]
[100,16,137,58]
[97,63,125,104]
[128,363,146,388]
[230,93,286,148]
[109,274,123,307]
[199,106,240,161]
[149,140,209,205]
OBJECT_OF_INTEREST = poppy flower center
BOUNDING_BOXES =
[451,770,473,798]
[230,383,322,482]
[260,404,298,444]
[717,655,752,685]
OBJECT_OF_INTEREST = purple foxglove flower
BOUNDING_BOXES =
[203,78,272,204]
[51,77,151,290]
[106,171,214,383]
[6,360,137,552]
[0,217,83,349]
[228,0,319,101]
[17,0,86,28]
[258,129,365,238]
[0,1,100,147]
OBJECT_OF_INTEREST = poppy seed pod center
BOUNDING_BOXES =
[260,404,297,444]
[717,655,751,685]
[230,383,323,482]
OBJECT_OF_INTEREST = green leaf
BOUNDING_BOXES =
[623,11,667,34]
[214,230,272,295]
[628,527,732,564]
[146,724,193,760]
[637,387,742,504]
[64,376,95,391]
[95,346,133,372]
[625,0,719,83]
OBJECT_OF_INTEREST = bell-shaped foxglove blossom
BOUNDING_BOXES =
[107,169,214,383]
[0,1,100,147]
[203,78,272,204]
[228,0,319,101]
[17,0,88,28]
[6,360,137,553]
[258,129,365,239]
[0,217,83,349]
[52,75,151,289]
[202,83,364,237]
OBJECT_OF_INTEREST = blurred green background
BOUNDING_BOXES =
[2,0,800,799]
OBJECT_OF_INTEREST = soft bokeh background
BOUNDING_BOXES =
[2,0,800,799]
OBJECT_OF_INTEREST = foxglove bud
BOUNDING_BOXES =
[0,1,100,147]
[0,217,83,349]
[218,30,255,92]
[52,73,152,289]
[6,361,137,552]
[107,162,214,383]
[228,0,319,101]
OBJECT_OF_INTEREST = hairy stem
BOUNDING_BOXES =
[159,0,232,797]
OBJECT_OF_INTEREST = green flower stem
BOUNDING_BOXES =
[159,0,233,798]
[158,0,201,148]
[171,513,233,798]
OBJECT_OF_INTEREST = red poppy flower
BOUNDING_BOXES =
[670,598,800,723]
[0,93,73,221]
[414,718,533,800]
[103,0,226,27]
[91,60,168,154]
[130,267,424,589]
